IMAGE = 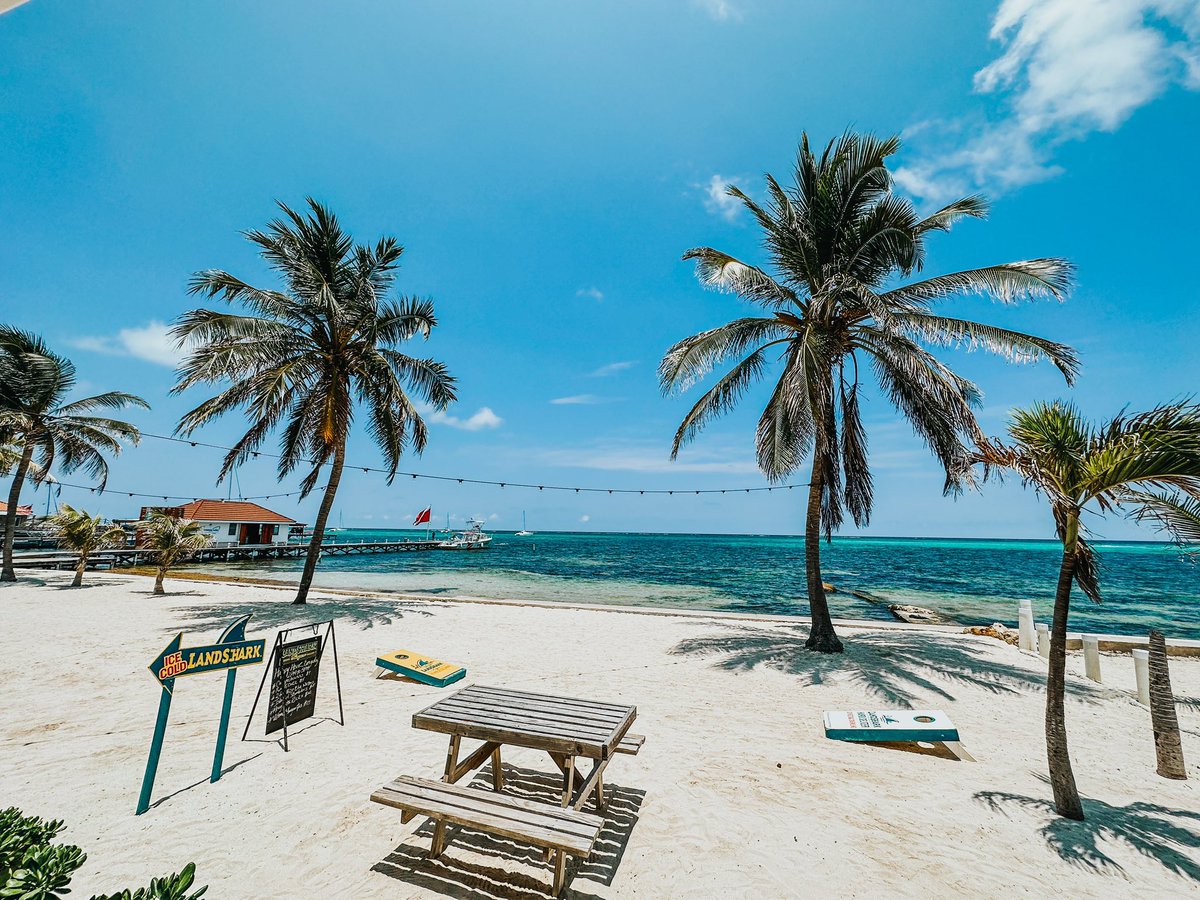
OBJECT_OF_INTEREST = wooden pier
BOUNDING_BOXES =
[10,539,441,571]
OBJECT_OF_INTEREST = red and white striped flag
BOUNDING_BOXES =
[413,506,432,526]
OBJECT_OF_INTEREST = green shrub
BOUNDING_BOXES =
[0,809,204,900]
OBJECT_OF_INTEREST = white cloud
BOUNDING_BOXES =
[575,287,604,301]
[694,0,743,22]
[579,514,591,523]
[895,0,1200,202]
[426,406,503,431]
[701,174,745,221]
[70,320,182,367]
[488,513,500,521]
[550,394,605,405]
[589,361,636,377]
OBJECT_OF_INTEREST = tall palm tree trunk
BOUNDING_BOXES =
[804,453,843,653]
[2,442,34,582]
[1147,629,1187,780]
[294,440,346,605]
[1046,516,1084,820]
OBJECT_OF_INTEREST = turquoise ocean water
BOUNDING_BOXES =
[190,529,1200,640]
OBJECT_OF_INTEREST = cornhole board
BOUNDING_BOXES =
[374,650,466,688]
[823,709,974,761]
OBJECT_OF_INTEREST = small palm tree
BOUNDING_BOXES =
[140,512,212,595]
[0,327,148,581]
[172,199,457,604]
[661,131,1077,652]
[47,504,127,587]
[973,400,1200,819]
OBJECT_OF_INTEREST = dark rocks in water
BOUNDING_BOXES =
[822,582,837,593]
[851,589,885,605]
[888,604,944,625]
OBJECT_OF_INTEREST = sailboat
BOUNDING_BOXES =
[328,511,346,533]
[515,511,533,537]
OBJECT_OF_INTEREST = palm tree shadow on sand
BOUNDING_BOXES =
[371,764,645,899]
[670,625,1106,706]
[976,789,1200,881]
[175,593,433,634]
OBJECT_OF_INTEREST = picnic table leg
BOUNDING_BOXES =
[429,735,460,855]
[408,733,460,827]
[491,746,504,791]
[595,769,604,810]
[552,849,567,896]
[561,755,575,807]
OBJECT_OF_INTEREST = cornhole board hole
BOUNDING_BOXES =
[823,709,975,761]
[374,650,466,688]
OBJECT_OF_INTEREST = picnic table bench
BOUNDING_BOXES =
[371,684,642,896]
[372,776,605,894]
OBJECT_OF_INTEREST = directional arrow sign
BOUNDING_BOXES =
[148,632,266,693]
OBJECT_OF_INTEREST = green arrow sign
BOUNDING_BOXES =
[148,634,266,692]
[137,615,266,815]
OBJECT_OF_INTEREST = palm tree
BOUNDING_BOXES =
[172,198,458,605]
[972,400,1200,819]
[0,327,148,581]
[46,504,127,587]
[660,131,1077,652]
[139,511,212,595]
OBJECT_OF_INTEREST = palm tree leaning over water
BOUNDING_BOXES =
[971,400,1200,820]
[0,327,147,581]
[172,198,458,605]
[661,131,1077,652]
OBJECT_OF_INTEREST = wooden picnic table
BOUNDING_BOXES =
[411,683,637,814]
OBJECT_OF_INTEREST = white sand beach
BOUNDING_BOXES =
[2,571,1198,898]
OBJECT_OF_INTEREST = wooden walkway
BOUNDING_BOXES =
[10,539,441,570]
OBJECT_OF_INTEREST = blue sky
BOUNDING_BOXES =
[2,0,1198,538]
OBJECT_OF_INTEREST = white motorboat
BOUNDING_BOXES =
[438,517,493,550]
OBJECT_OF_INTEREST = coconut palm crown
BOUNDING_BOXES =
[47,504,127,587]
[140,511,213,595]
[0,326,148,581]
[660,131,1077,652]
[971,399,1200,820]
[172,198,458,605]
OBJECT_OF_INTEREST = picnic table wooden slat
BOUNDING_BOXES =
[380,777,604,836]
[429,698,625,734]
[371,779,602,853]
[434,694,628,728]
[463,683,631,713]
[414,684,637,760]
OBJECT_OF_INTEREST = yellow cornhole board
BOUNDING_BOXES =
[375,650,466,688]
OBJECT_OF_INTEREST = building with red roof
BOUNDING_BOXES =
[139,499,297,547]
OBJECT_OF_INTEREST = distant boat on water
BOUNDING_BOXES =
[515,511,534,537]
[438,517,493,550]
[328,511,346,533]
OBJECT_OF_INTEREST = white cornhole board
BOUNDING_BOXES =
[823,709,974,761]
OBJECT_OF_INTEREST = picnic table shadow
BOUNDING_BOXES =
[669,624,1106,706]
[372,764,646,899]
[174,593,433,633]
[977,788,1200,882]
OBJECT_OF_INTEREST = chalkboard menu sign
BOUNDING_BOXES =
[265,636,322,736]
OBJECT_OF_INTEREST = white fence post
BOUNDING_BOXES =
[1082,635,1102,683]
[1132,648,1150,705]
[1018,600,1036,652]
[1036,622,1051,659]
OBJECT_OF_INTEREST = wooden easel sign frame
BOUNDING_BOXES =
[242,619,344,751]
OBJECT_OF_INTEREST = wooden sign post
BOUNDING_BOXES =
[137,614,266,815]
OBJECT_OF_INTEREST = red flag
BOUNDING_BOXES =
[413,506,432,526]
